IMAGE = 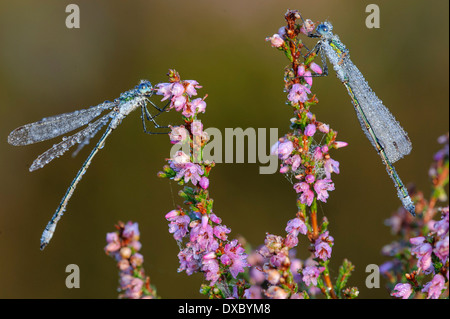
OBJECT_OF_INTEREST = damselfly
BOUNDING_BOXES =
[8,80,168,249]
[306,21,415,216]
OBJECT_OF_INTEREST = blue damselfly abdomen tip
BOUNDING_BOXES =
[402,196,416,216]
[407,205,416,217]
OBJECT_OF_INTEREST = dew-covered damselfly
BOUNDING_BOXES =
[306,21,415,216]
[8,80,168,249]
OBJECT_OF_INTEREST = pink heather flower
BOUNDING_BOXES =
[213,225,231,241]
[266,33,284,47]
[117,259,130,271]
[300,189,315,206]
[155,82,172,101]
[298,65,313,86]
[121,276,144,298]
[130,253,144,267]
[105,232,121,253]
[309,62,323,75]
[259,245,273,259]
[315,231,334,261]
[279,165,289,174]
[191,98,207,114]
[128,277,143,294]
[244,285,263,299]
[304,123,316,137]
[287,83,311,104]
[220,253,231,266]
[199,176,209,189]
[263,234,284,254]
[165,209,181,221]
[317,123,329,134]
[321,145,329,153]
[294,182,315,206]
[191,120,203,136]
[168,214,190,241]
[434,207,449,237]
[305,174,315,184]
[286,218,307,236]
[385,211,404,235]
[129,240,142,252]
[302,266,325,286]
[267,269,281,285]
[172,95,187,112]
[422,274,446,299]
[300,19,314,35]
[437,133,449,144]
[203,251,216,260]
[314,179,335,203]
[324,158,340,179]
[297,65,305,76]
[293,181,309,193]
[201,214,209,228]
[434,134,449,161]
[434,236,449,263]
[185,80,201,96]
[202,255,221,285]
[285,234,299,248]
[291,154,301,171]
[334,141,348,149]
[410,236,434,274]
[313,146,323,160]
[318,231,334,243]
[171,82,185,97]
[379,261,395,274]
[315,241,332,261]
[290,258,302,281]
[123,222,140,240]
[265,286,289,299]
[170,151,191,170]
[277,26,286,37]
[190,222,219,252]
[210,213,222,224]
[175,162,204,185]
[120,247,132,259]
[270,251,288,268]
[221,239,249,278]
[169,126,188,144]
[271,140,294,160]
[391,283,413,299]
[178,247,201,275]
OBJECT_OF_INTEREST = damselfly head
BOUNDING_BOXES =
[137,80,153,95]
[316,22,333,38]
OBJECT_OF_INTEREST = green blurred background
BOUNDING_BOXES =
[0,0,448,299]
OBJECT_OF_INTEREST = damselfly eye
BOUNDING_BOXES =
[317,24,328,34]
[138,82,152,94]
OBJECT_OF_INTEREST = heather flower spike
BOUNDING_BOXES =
[157,70,249,298]
[245,10,358,299]
[105,221,158,299]
[381,133,449,299]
